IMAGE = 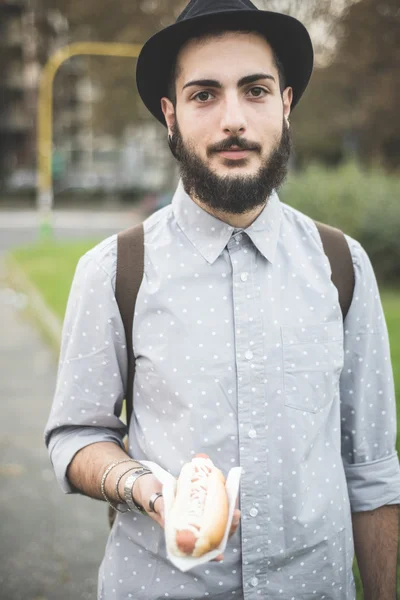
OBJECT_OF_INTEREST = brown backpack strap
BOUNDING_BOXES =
[314,220,355,321]
[115,223,145,428]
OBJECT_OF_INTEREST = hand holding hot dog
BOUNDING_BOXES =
[133,453,241,560]
[166,453,241,558]
[132,472,166,529]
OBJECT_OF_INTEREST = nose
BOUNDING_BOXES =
[220,92,246,136]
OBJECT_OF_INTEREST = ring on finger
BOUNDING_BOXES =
[148,492,163,513]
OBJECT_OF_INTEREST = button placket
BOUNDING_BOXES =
[228,237,267,598]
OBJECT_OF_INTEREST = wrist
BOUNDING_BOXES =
[124,468,152,513]
[130,471,153,507]
[117,468,142,504]
[104,460,143,504]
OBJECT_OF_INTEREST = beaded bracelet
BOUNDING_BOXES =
[100,459,140,513]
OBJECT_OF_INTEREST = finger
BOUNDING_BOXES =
[149,512,163,528]
[153,494,164,513]
[154,495,165,524]
[146,494,165,526]
[148,507,165,529]
[134,474,161,511]
[213,554,224,562]
[228,509,241,538]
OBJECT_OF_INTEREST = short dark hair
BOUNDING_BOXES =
[167,25,287,106]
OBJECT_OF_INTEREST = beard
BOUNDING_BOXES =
[170,118,292,215]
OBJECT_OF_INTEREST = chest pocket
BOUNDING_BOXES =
[281,320,344,413]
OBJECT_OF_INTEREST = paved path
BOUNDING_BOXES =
[0,211,146,600]
[0,265,111,600]
[0,207,147,253]
[0,209,142,230]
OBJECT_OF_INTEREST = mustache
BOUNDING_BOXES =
[207,136,262,156]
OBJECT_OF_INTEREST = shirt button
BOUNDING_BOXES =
[245,350,253,360]
[236,233,243,242]
[251,577,259,587]
[248,429,257,439]
[241,272,248,282]
[250,507,258,517]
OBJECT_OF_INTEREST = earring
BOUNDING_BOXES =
[168,133,178,159]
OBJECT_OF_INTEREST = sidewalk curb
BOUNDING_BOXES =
[3,255,62,354]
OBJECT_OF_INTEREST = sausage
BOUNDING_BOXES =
[174,454,209,555]
[167,455,229,559]
[176,530,197,555]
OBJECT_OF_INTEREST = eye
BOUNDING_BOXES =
[248,86,268,98]
[192,91,214,102]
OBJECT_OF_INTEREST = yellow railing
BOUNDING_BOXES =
[37,42,142,235]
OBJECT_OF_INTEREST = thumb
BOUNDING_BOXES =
[158,498,165,521]
[232,509,241,525]
[153,495,165,527]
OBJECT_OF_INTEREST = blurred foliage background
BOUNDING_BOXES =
[1,0,399,284]
[38,0,399,169]
[30,0,399,282]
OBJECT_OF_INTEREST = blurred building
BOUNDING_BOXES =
[0,0,93,193]
[119,122,177,192]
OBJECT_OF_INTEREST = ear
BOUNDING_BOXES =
[282,87,293,127]
[161,97,176,136]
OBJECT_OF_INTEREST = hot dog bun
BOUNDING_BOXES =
[166,454,229,558]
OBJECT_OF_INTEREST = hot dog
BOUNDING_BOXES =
[166,454,229,558]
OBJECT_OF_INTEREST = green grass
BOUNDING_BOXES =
[9,238,400,598]
[381,289,400,428]
[10,238,102,320]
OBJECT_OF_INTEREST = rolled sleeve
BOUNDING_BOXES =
[47,426,125,493]
[339,235,400,511]
[344,453,400,511]
[44,237,129,494]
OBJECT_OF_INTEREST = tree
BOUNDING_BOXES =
[41,0,186,136]
[292,0,400,170]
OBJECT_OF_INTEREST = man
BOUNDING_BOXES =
[44,1,400,599]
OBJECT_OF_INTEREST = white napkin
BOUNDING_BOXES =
[140,460,242,572]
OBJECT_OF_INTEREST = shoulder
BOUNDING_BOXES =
[281,199,368,267]
[343,234,378,288]
[77,234,119,289]
[280,201,326,253]
[74,204,174,289]
[142,203,174,243]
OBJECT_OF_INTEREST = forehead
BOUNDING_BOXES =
[176,31,276,81]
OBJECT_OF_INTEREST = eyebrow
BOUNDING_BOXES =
[182,73,276,92]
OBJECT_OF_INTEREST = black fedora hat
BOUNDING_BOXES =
[136,0,314,126]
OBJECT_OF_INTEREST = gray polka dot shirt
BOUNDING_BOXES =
[45,180,400,599]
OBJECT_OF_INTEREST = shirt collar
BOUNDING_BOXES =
[172,179,282,265]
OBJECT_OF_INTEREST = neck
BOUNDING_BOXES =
[189,193,267,229]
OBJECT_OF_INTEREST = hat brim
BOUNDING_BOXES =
[136,10,313,126]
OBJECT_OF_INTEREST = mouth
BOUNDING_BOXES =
[217,147,255,160]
